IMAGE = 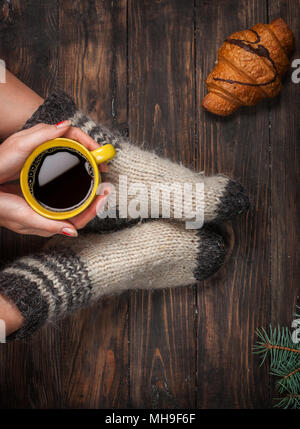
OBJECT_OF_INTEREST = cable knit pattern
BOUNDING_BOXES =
[0,221,225,340]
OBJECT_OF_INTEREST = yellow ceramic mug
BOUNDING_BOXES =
[20,137,116,220]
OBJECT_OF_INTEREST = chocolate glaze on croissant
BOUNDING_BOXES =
[202,18,294,116]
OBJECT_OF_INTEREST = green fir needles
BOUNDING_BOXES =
[253,306,300,409]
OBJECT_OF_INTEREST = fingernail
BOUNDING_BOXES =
[56,120,71,129]
[62,227,78,237]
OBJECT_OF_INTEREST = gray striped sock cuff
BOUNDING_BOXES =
[0,248,92,340]
[0,271,49,341]
[22,90,120,148]
[22,90,78,129]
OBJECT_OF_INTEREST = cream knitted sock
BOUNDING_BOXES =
[23,91,249,227]
[0,221,225,340]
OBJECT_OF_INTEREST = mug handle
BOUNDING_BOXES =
[91,144,116,165]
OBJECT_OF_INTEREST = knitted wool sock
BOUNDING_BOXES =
[23,91,249,226]
[0,221,225,340]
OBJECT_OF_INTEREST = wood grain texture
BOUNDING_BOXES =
[268,1,300,325]
[196,0,271,408]
[0,0,129,408]
[127,0,196,408]
[55,0,128,408]
[0,0,299,409]
[0,0,56,260]
[267,1,300,405]
[0,0,59,408]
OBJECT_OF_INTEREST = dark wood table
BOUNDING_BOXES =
[0,0,299,408]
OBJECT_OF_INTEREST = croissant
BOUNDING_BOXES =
[202,18,294,116]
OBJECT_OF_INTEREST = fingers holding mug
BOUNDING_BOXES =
[64,126,100,151]
[63,127,111,173]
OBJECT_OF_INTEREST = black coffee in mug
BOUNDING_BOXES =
[28,147,95,212]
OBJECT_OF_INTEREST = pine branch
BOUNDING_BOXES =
[253,320,300,409]
[284,366,300,379]
[271,361,300,394]
[274,393,300,409]
[253,325,300,369]
[264,343,300,354]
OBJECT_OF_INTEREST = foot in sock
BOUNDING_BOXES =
[0,220,225,340]
[22,91,250,226]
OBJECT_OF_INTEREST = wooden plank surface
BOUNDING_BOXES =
[56,0,128,409]
[0,0,299,409]
[127,0,196,408]
[195,0,271,408]
[268,1,300,324]
[0,0,59,408]
[268,0,300,402]
[0,0,129,408]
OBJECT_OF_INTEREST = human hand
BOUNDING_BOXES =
[0,121,112,237]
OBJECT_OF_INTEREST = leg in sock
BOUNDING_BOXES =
[22,91,249,226]
[0,220,225,340]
